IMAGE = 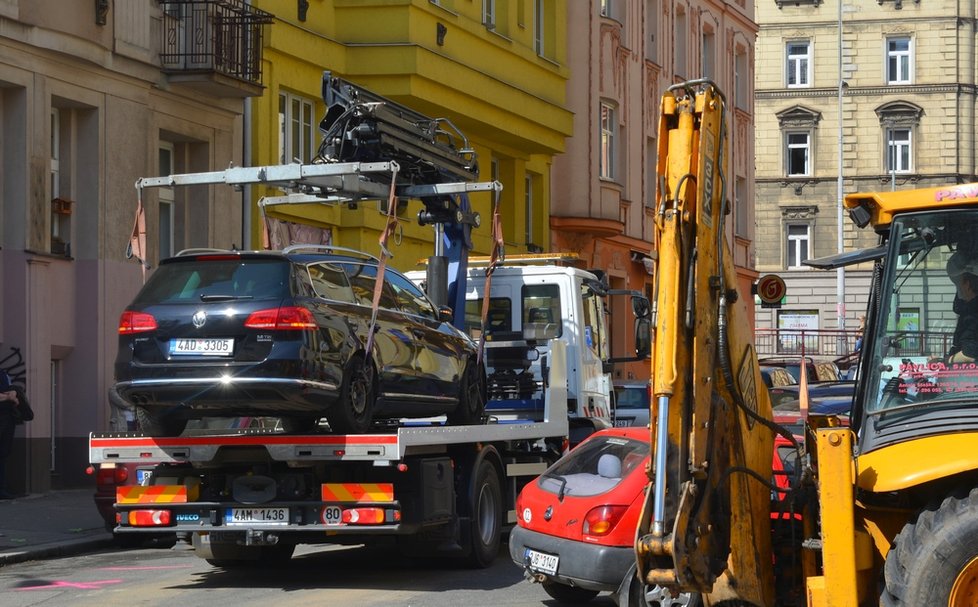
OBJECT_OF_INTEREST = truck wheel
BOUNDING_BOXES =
[463,458,502,568]
[881,487,978,605]
[327,356,375,434]
[136,406,187,437]
[542,581,599,603]
[447,363,485,426]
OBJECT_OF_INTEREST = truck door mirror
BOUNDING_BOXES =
[632,296,651,319]
[634,317,652,358]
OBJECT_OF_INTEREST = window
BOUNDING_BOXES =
[483,0,496,29]
[787,224,810,269]
[600,102,616,179]
[525,175,533,247]
[534,0,544,54]
[786,41,811,87]
[702,28,716,79]
[388,271,436,319]
[158,143,175,260]
[735,177,749,237]
[786,132,810,176]
[886,128,912,173]
[600,0,611,17]
[734,43,749,110]
[645,0,658,62]
[674,8,687,78]
[886,36,912,84]
[278,92,315,164]
[646,137,656,208]
[50,108,67,255]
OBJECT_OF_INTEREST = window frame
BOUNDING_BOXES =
[600,101,617,180]
[886,36,913,85]
[786,40,811,88]
[278,91,316,165]
[886,127,913,174]
[786,223,811,269]
[158,142,175,260]
[785,131,811,177]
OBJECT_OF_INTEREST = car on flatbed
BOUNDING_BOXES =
[110,245,485,436]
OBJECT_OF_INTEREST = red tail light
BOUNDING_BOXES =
[95,465,128,488]
[118,311,158,334]
[244,306,316,330]
[582,505,628,537]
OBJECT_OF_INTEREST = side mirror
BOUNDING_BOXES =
[632,296,651,319]
[438,306,454,323]
[634,317,652,358]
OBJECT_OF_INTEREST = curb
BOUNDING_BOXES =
[0,535,115,567]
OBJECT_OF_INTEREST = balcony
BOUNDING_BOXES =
[159,0,274,98]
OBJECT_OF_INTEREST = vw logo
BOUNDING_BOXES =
[192,311,207,328]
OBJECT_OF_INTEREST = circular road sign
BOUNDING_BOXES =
[757,274,786,305]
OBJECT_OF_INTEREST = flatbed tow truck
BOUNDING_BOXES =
[90,72,648,568]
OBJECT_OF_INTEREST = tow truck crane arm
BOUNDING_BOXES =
[634,81,776,605]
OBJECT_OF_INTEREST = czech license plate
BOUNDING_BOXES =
[170,338,234,356]
[225,507,289,525]
[614,418,634,428]
[525,548,559,575]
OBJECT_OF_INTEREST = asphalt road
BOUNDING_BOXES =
[0,540,621,607]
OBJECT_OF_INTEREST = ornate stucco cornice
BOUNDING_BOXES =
[757,84,977,100]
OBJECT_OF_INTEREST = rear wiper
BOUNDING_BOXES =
[199,294,254,301]
[542,473,569,502]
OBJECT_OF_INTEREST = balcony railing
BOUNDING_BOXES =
[755,328,955,362]
[159,0,273,86]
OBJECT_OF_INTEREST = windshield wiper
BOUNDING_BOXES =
[542,473,569,502]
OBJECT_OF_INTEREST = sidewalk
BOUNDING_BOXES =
[0,489,114,566]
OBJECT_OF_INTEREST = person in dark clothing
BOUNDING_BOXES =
[0,371,19,499]
[946,252,978,363]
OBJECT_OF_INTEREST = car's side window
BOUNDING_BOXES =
[387,272,437,319]
[307,262,355,303]
[339,263,398,309]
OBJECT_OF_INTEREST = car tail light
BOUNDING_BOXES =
[96,465,129,488]
[582,505,628,537]
[244,306,316,330]
[118,311,158,334]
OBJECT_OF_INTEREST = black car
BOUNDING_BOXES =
[111,245,485,436]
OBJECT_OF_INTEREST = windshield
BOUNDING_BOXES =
[537,434,647,497]
[865,210,978,416]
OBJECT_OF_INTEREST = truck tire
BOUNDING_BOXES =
[881,487,978,605]
[326,356,375,434]
[462,457,503,568]
[447,363,485,426]
[136,406,187,437]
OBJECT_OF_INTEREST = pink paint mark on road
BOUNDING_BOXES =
[16,579,123,591]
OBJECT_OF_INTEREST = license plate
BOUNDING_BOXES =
[525,548,559,575]
[170,338,234,356]
[136,469,153,485]
[614,418,634,427]
[225,507,289,525]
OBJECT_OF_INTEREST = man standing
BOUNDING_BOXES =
[0,371,19,499]
[946,252,978,363]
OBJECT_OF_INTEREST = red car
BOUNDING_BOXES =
[509,427,699,606]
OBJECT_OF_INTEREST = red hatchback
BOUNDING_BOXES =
[509,427,699,606]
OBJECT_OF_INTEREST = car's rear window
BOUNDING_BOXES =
[537,435,647,497]
[133,258,290,304]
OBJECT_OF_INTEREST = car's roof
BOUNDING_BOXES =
[159,247,382,268]
[589,426,650,442]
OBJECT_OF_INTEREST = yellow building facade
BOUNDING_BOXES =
[247,0,573,271]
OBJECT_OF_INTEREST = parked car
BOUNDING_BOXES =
[510,427,700,606]
[612,380,650,428]
[111,245,485,436]
[760,363,855,408]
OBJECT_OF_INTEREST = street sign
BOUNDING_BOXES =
[757,274,786,308]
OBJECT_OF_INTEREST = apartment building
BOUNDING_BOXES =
[755,0,978,336]
[556,0,759,380]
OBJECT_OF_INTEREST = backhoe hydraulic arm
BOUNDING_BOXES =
[634,81,775,605]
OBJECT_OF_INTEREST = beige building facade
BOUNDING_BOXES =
[0,0,269,493]
[556,0,759,382]
[754,0,978,338]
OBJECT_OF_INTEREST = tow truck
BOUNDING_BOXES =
[92,72,650,568]
[635,78,978,606]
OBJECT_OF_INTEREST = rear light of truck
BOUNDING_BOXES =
[95,465,129,488]
[244,306,316,330]
[127,509,173,527]
[118,311,158,334]
[582,505,628,537]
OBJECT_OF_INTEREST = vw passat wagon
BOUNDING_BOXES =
[111,245,485,436]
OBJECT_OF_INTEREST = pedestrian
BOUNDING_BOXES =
[854,315,866,352]
[0,370,21,499]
